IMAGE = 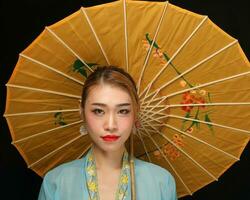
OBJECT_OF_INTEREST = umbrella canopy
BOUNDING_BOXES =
[4,0,250,198]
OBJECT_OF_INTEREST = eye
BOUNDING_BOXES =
[92,108,104,115]
[119,109,130,115]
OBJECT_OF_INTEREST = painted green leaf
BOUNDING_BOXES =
[195,120,200,129]
[59,121,67,126]
[163,53,170,61]
[73,59,98,78]
[54,112,61,118]
[184,112,191,122]
[73,60,87,77]
[208,92,212,103]
[205,113,213,132]
[88,63,98,67]
[146,33,159,49]
[185,121,195,132]
[54,111,67,126]
[194,108,200,129]
[181,112,189,130]
[73,59,84,69]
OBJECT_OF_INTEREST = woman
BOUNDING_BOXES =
[38,66,177,200]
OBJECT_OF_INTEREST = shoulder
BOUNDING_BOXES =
[38,158,86,199]
[134,158,175,184]
[135,158,171,176]
[44,158,84,182]
[134,159,177,200]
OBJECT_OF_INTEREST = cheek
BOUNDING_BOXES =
[84,113,100,134]
[119,117,134,132]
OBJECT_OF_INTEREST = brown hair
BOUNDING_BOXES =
[81,66,140,119]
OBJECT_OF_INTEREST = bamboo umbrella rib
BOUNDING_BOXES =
[45,27,93,72]
[135,130,152,162]
[4,109,80,117]
[140,115,165,126]
[140,107,166,117]
[140,104,165,109]
[144,122,218,181]
[76,143,92,159]
[137,1,169,94]
[137,124,238,163]
[123,0,129,72]
[140,84,151,105]
[169,102,250,108]
[166,70,250,99]
[168,114,250,134]
[140,103,168,113]
[20,54,84,86]
[143,40,238,104]
[140,125,163,134]
[164,124,239,160]
[140,104,169,124]
[140,107,168,124]
[12,120,83,144]
[138,127,156,135]
[141,102,250,122]
[141,98,250,109]
[142,70,250,110]
[140,115,164,125]
[143,124,163,128]
[135,129,151,137]
[136,138,174,158]
[138,124,162,136]
[139,112,164,126]
[140,106,167,116]
[142,106,169,121]
[28,134,84,168]
[80,7,110,65]
[139,16,208,100]
[141,102,250,123]
[140,123,192,195]
[139,127,161,136]
[140,114,167,125]
[137,127,161,138]
[6,83,81,99]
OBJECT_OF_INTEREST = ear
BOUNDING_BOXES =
[79,102,84,120]
[134,119,141,129]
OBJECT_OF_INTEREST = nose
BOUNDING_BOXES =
[104,113,118,132]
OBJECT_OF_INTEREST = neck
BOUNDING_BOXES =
[92,145,125,170]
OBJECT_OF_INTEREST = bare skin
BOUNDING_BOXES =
[94,147,124,200]
[97,169,121,200]
[83,84,134,200]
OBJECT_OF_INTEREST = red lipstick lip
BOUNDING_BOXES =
[101,135,120,138]
[101,135,120,142]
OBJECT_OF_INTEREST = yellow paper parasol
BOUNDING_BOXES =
[4,0,250,198]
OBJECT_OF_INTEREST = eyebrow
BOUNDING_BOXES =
[91,103,131,107]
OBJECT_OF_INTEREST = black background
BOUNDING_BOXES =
[1,0,249,199]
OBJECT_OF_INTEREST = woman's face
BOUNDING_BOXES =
[83,84,135,153]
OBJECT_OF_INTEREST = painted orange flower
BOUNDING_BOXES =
[181,91,206,112]
[153,134,184,161]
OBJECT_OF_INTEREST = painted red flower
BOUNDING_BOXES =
[194,97,206,109]
[181,99,194,112]
[181,91,206,112]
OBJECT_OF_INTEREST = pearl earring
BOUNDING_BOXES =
[79,124,88,135]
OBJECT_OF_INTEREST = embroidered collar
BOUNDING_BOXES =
[85,148,130,200]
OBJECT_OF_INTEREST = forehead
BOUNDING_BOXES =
[86,84,132,105]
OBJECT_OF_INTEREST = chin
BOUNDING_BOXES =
[94,142,125,153]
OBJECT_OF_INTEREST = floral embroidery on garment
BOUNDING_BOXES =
[85,148,130,200]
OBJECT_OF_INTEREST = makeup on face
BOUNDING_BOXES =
[84,85,135,152]
[101,135,121,142]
